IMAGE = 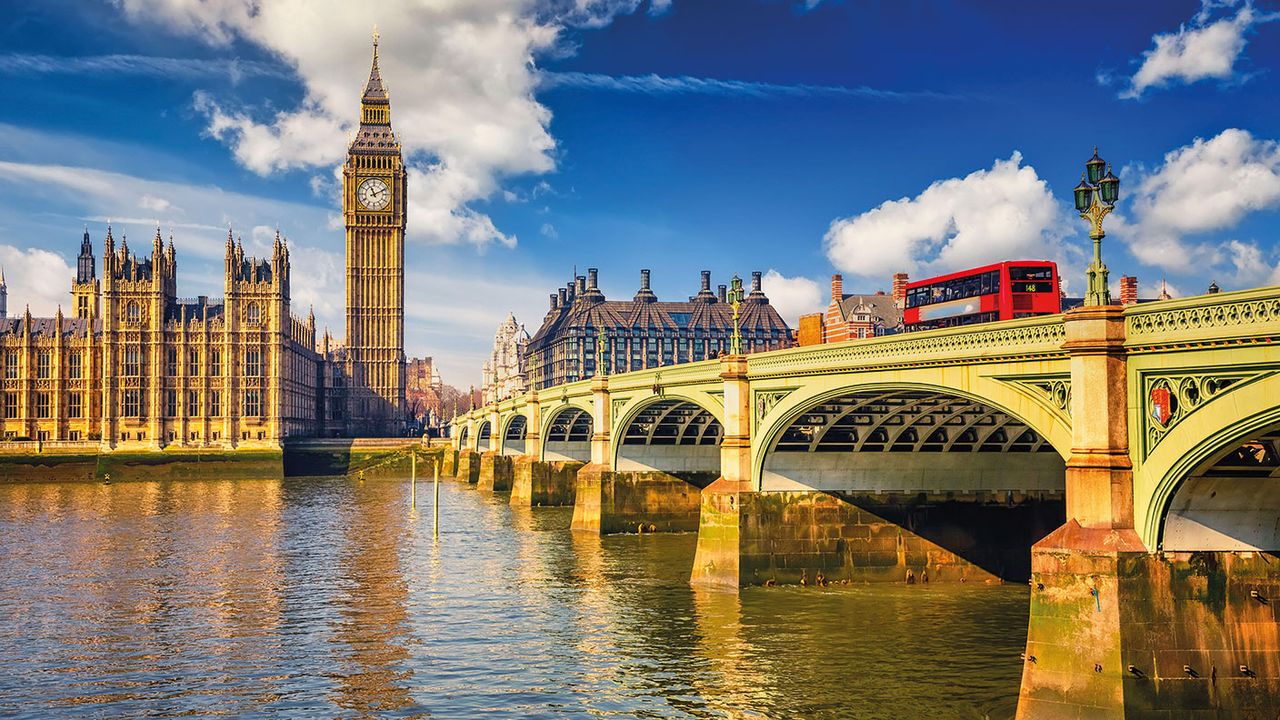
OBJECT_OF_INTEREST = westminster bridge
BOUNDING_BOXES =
[448,287,1280,719]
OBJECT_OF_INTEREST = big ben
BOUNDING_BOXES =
[343,31,406,436]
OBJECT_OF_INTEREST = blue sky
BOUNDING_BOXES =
[1,0,1279,386]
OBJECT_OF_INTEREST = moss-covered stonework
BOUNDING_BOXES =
[570,464,716,534]
[693,482,1063,588]
[1017,522,1280,719]
[456,449,480,484]
[0,449,286,483]
[283,443,430,478]
[0,453,100,482]
[510,457,581,507]
[477,452,514,492]
[440,448,458,478]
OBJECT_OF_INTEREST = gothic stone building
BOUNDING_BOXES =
[525,268,792,390]
[481,313,530,404]
[0,35,409,447]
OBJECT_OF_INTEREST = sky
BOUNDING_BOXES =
[1,0,1279,387]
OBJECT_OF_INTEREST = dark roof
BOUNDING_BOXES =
[351,125,399,154]
[165,299,226,323]
[836,293,902,329]
[0,316,97,338]
[362,46,388,103]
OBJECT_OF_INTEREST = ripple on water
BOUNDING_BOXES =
[0,478,1026,719]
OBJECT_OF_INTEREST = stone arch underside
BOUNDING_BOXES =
[477,420,491,449]
[543,407,592,463]
[501,415,527,456]
[616,398,722,482]
[760,388,1066,582]
[456,425,469,450]
[1162,422,1280,551]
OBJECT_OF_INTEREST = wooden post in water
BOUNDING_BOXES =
[433,457,441,538]
[411,452,417,509]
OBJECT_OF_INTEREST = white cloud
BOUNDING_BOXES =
[1121,0,1279,99]
[138,194,172,213]
[1119,128,1280,274]
[110,0,606,250]
[0,245,75,317]
[540,71,953,101]
[761,270,824,324]
[539,222,558,239]
[823,152,1070,281]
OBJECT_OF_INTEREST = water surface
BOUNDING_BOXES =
[0,478,1028,719]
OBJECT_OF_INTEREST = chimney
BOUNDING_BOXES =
[587,267,598,290]
[718,284,727,303]
[576,275,586,294]
[892,272,909,309]
[831,274,843,304]
[751,271,762,293]
[701,270,711,292]
[640,268,651,291]
[635,268,657,302]
[1120,275,1138,305]
[550,293,559,311]
[558,287,567,306]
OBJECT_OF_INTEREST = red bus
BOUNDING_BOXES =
[903,261,1060,331]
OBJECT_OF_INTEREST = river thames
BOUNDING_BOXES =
[0,477,1029,719]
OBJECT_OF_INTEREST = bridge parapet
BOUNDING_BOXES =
[1124,285,1280,349]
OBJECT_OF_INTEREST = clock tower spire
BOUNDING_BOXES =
[342,28,407,436]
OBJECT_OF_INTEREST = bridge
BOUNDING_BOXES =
[447,288,1280,718]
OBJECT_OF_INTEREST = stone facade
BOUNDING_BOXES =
[526,268,791,390]
[480,313,528,404]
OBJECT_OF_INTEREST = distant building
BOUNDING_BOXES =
[797,273,904,346]
[405,357,443,427]
[481,313,530,404]
[525,268,792,390]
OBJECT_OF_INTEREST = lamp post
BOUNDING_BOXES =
[728,275,745,356]
[596,326,608,377]
[1074,147,1121,306]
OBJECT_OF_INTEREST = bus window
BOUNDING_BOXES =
[1010,267,1053,281]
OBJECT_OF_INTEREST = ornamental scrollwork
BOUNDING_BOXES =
[1141,371,1274,458]
[611,398,626,422]
[1126,296,1280,339]
[755,389,794,422]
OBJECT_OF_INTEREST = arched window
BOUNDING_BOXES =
[126,302,140,324]
[246,303,260,325]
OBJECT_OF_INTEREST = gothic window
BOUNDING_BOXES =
[4,351,16,380]
[123,390,141,417]
[244,389,261,417]
[166,349,177,376]
[165,391,177,417]
[188,350,199,377]
[187,391,199,416]
[3,393,15,419]
[246,304,260,325]
[245,349,261,377]
[210,391,222,417]
[69,352,82,380]
[68,393,82,419]
[36,352,50,379]
[211,350,222,376]
[127,302,140,324]
[124,349,140,377]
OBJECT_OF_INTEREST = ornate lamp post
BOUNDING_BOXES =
[1074,147,1121,306]
[596,326,608,377]
[728,275,745,356]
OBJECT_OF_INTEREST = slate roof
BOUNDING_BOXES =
[0,316,98,338]
[836,293,902,330]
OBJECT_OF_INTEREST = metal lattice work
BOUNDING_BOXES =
[477,421,491,442]
[774,390,1054,453]
[504,415,527,441]
[1203,429,1280,479]
[545,408,592,442]
[622,400,722,446]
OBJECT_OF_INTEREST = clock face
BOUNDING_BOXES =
[357,177,390,211]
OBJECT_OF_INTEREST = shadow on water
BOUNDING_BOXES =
[0,477,1024,719]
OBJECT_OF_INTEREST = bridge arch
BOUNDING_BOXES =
[501,414,528,456]
[612,393,724,475]
[542,404,593,463]
[1142,372,1280,551]
[456,424,470,451]
[476,420,492,451]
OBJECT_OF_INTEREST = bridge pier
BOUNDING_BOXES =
[439,447,458,478]
[477,452,513,492]
[455,448,480,483]
[510,457,581,507]
[571,465,714,534]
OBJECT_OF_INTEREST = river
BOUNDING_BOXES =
[0,477,1029,719]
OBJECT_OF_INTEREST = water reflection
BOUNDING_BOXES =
[0,477,1025,719]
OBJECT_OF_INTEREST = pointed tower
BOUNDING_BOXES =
[72,227,99,321]
[0,265,7,320]
[343,27,407,436]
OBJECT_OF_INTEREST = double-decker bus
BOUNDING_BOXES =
[903,261,1060,332]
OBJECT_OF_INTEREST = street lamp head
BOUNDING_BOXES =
[1099,165,1120,204]
[1086,147,1106,185]
[1074,174,1094,212]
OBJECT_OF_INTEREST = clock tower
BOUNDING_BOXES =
[343,30,407,436]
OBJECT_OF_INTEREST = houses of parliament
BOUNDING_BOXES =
[0,37,407,448]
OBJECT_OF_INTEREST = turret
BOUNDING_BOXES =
[0,266,7,319]
[77,227,95,283]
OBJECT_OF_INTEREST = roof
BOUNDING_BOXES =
[0,316,98,338]
[836,293,902,329]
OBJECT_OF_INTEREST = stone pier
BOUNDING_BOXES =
[570,465,716,534]
[692,482,1063,587]
[511,457,582,507]
[455,448,480,484]
[477,452,514,492]
[439,447,458,478]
